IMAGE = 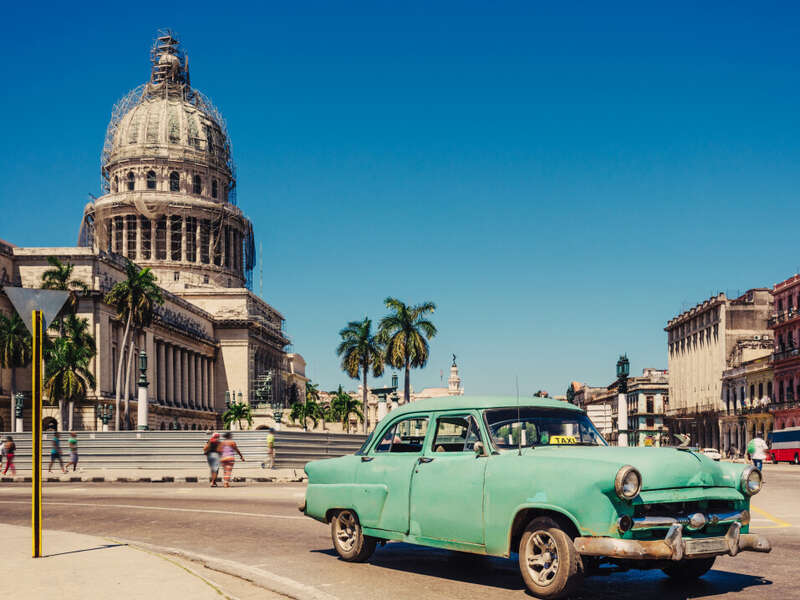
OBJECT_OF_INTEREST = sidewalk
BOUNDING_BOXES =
[0,466,308,483]
[0,524,239,599]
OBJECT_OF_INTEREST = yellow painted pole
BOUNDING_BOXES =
[31,309,43,558]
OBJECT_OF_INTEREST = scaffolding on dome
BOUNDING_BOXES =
[99,30,237,200]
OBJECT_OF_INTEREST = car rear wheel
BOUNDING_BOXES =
[662,557,716,580]
[772,453,779,464]
[518,516,584,599]
[330,509,376,562]
[794,453,799,465]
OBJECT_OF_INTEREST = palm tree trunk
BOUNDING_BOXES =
[122,336,135,429]
[59,399,66,432]
[404,361,410,404]
[362,365,368,433]
[114,312,132,431]
[68,399,75,431]
[9,367,15,432]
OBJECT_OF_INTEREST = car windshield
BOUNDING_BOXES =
[484,407,607,450]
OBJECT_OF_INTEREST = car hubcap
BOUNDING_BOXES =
[525,531,560,587]
[335,511,358,552]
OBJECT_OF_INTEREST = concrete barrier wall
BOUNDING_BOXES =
[0,431,368,470]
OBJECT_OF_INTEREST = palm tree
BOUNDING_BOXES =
[290,397,320,430]
[330,385,363,433]
[56,315,97,429]
[40,256,89,319]
[337,318,384,433]
[104,260,164,430]
[222,401,253,430]
[44,330,96,431]
[378,298,437,404]
[0,310,32,427]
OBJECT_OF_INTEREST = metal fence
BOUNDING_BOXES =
[0,430,368,471]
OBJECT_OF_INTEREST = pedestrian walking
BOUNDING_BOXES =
[204,432,221,487]
[48,432,67,473]
[747,435,769,472]
[266,429,276,469]
[219,431,244,488]
[65,432,79,472]
[3,436,16,476]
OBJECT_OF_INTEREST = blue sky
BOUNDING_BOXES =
[1,2,799,395]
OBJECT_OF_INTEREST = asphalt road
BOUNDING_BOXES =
[1,463,798,600]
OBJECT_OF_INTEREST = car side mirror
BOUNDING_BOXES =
[474,442,486,457]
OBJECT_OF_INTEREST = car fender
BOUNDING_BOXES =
[305,483,388,525]
[497,502,582,556]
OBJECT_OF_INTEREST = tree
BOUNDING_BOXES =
[222,401,253,430]
[40,256,89,319]
[337,317,384,433]
[330,385,363,434]
[290,398,320,430]
[104,260,164,430]
[378,298,437,404]
[44,317,96,431]
[0,310,32,426]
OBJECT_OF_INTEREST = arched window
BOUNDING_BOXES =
[193,175,202,195]
[191,423,197,430]
[127,172,135,191]
[169,171,180,192]
[113,176,118,193]
[211,179,218,199]
[146,170,157,190]
[160,422,166,430]
[183,423,189,431]
[168,422,174,430]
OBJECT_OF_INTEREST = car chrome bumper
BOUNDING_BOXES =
[574,523,771,561]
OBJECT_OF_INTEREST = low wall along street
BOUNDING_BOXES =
[0,431,368,471]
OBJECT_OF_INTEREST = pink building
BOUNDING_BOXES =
[769,275,800,411]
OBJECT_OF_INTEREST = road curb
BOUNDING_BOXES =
[108,537,338,600]
[2,474,307,484]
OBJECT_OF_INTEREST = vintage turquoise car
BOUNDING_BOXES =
[301,396,771,598]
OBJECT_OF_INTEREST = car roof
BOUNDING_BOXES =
[386,395,583,417]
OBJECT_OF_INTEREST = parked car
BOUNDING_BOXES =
[301,396,771,599]
[700,447,722,461]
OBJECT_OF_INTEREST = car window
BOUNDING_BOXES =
[432,415,483,453]
[374,416,429,453]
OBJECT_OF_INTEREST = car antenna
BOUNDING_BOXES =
[516,376,522,456]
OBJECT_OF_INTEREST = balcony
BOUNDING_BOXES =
[772,348,800,362]
[769,308,800,328]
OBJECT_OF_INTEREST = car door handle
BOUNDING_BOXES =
[418,457,434,464]
[360,456,374,462]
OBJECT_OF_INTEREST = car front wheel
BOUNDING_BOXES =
[330,509,376,562]
[662,557,716,580]
[518,516,584,599]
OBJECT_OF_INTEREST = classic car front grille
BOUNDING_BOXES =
[633,500,736,520]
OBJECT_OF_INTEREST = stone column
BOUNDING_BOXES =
[166,344,174,406]
[181,349,188,408]
[209,358,215,412]
[194,354,201,411]
[157,342,166,405]
[175,348,182,408]
[202,357,209,411]
[181,215,187,263]
[188,352,195,409]
[122,216,128,257]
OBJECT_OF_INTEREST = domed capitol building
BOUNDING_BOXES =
[0,31,307,431]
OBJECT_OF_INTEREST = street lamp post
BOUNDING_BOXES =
[616,355,630,447]
[98,404,113,432]
[272,404,283,431]
[14,392,24,433]
[136,350,149,430]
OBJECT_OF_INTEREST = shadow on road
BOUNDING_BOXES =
[314,543,772,598]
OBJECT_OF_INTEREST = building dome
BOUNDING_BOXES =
[80,31,255,292]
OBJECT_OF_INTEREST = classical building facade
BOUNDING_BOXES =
[664,289,772,448]
[624,368,669,447]
[0,32,301,432]
[720,348,773,456]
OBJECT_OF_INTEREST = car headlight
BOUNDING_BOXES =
[614,465,642,500]
[740,466,762,496]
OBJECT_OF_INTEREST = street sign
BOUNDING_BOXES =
[3,287,70,334]
[2,287,69,558]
